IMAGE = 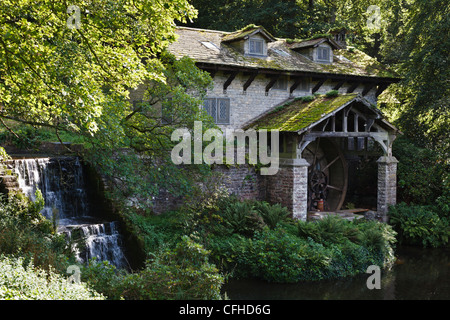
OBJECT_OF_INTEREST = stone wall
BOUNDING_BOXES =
[207,72,378,130]
[127,72,378,131]
[150,164,266,214]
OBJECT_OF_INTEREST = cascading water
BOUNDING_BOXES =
[11,157,128,269]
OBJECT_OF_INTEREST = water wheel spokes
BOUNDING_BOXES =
[302,138,348,212]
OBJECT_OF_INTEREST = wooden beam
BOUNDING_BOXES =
[346,82,359,93]
[223,71,238,93]
[312,78,326,93]
[243,72,258,93]
[365,118,375,132]
[333,81,345,90]
[376,83,389,97]
[289,77,303,95]
[304,131,389,139]
[362,83,376,96]
[265,75,280,95]
[206,69,217,78]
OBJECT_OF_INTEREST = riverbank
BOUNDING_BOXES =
[222,245,450,300]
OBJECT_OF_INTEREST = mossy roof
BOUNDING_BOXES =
[221,25,276,43]
[168,27,399,79]
[245,93,359,132]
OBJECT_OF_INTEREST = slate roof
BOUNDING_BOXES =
[168,26,399,80]
[288,37,341,50]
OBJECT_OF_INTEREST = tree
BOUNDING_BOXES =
[378,0,450,158]
[0,0,216,208]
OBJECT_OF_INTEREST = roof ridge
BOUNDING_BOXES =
[175,26,230,35]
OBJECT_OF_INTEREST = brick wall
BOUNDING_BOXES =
[213,165,266,201]
[377,156,398,222]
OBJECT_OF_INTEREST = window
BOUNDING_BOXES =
[203,98,230,124]
[201,41,220,51]
[272,77,288,90]
[249,38,264,55]
[317,46,330,62]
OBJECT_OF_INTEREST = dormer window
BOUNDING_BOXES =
[317,46,331,62]
[221,25,276,58]
[290,37,340,64]
[249,38,264,55]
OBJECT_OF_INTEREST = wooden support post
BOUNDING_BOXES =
[342,109,348,132]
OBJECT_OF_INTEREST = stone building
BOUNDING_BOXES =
[164,25,401,221]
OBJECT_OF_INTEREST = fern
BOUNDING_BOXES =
[253,201,290,229]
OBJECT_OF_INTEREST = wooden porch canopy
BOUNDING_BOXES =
[245,93,401,156]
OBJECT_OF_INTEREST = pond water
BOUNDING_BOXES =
[222,246,450,300]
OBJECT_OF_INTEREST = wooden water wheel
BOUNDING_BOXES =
[302,138,348,212]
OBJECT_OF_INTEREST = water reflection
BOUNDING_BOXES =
[223,246,450,300]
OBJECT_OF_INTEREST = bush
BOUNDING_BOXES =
[0,256,104,300]
[220,200,265,237]
[208,217,397,283]
[325,90,339,97]
[393,137,448,205]
[82,236,224,300]
[124,209,185,254]
[252,201,291,229]
[0,191,73,273]
[389,202,450,248]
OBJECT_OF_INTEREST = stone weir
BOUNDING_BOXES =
[1,154,134,269]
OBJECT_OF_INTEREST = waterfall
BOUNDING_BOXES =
[62,221,128,268]
[11,157,128,269]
